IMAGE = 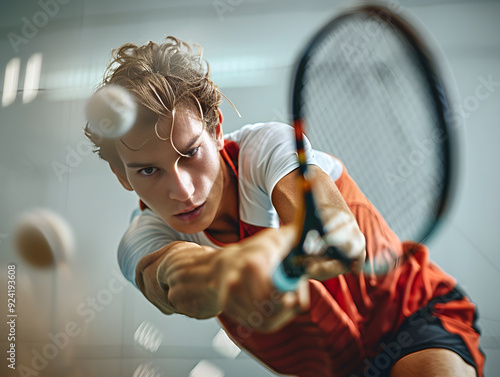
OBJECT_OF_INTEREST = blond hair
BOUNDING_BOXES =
[85,36,222,166]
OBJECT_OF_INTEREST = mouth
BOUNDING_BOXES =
[175,202,205,222]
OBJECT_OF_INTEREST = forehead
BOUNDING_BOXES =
[115,106,205,159]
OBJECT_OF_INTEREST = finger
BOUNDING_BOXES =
[226,290,300,333]
[322,211,366,261]
[350,250,366,274]
[296,277,310,312]
[305,257,348,280]
[254,292,302,333]
[223,282,264,326]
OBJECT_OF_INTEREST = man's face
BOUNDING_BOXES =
[115,108,225,234]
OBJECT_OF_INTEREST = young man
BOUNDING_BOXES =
[85,36,484,377]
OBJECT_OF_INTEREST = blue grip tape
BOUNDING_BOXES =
[272,263,302,292]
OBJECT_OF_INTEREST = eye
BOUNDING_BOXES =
[184,146,200,158]
[138,167,157,176]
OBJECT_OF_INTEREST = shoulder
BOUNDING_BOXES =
[225,122,297,173]
[224,122,294,147]
[225,121,343,186]
[224,122,296,228]
[226,122,296,182]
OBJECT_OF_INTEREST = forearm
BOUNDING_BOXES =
[135,226,308,333]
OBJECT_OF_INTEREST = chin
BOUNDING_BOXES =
[166,215,212,235]
[175,223,205,235]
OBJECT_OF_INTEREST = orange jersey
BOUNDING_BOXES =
[218,148,484,377]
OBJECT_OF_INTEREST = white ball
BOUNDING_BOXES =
[85,85,137,138]
[13,209,74,268]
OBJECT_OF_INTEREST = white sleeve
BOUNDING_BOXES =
[117,209,176,288]
[230,122,322,227]
[233,122,319,195]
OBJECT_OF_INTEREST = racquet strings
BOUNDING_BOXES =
[300,13,447,243]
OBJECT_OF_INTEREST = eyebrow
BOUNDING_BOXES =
[126,162,157,169]
[125,133,204,169]
[178,133,203,153]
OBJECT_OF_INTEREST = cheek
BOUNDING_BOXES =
[197,146,223,196]
[200,153,221,189]
[125,173,165,211]
[125,174,146,195]
[201,138,221,172]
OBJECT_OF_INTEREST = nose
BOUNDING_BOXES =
[168,159,195,202]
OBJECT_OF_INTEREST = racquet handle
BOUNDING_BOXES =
[273,261,303,292]
[272,243,353,292]
[272,245,307,292]
[272,188,354,291]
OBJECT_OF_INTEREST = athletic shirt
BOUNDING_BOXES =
[117,122,476,377]
[117,122,342,287]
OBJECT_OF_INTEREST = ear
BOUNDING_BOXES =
[110,164,134,191]
[215,108,224,150]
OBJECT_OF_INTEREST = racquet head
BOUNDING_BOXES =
[292,4,454,244]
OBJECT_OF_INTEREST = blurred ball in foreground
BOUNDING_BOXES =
[85,84,137,138]
[13,209,74,268]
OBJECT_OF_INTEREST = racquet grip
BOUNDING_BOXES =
[272,244,306,292]
[272,244,353,292]
[323,245,353,266]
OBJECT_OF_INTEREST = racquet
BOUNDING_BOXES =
[273,4,454,292]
